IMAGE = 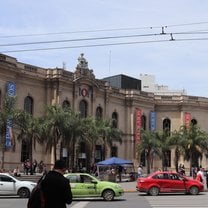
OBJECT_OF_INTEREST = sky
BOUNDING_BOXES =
[1,0,208,97]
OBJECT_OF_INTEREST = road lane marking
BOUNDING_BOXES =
[70,202,90,208]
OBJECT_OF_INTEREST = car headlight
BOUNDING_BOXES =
[30,183,37,187]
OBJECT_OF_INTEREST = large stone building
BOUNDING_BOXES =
[1,53,208,173]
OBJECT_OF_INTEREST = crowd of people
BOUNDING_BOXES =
[22,159,46,175]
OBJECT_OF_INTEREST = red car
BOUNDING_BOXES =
[136,171,204,196]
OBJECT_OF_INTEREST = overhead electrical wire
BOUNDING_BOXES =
[0,39,171,53]
[1,21,208,53]
[2,37,208,53]
[0,33,163,47]
[1,30,208,47]
[0,21,208,39]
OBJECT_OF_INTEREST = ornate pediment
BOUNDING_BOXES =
[74,53,95,80]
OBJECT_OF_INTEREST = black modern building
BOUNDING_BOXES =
[103,74,141,90]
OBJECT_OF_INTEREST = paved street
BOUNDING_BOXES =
[0,182,208,208]
[1,190,207,208]
[144,192,208,208]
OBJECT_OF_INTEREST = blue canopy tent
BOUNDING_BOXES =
[96,157,134,181]
[97,157,133,166]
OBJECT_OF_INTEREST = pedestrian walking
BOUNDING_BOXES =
[137,165,143,178]
[41,159,72,208]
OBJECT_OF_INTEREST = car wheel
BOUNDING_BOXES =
[18,187,30,198]
[102,189,115,201]
[148,186,159,196]
[189,186,199,195]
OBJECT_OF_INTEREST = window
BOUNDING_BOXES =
[0,175,14,182]
[112,112,118,128]
[191,119,197,126]
[21,140,29,163]
[111,146,118,157]
[163,118,171,134]
[62,100,70,109]
[96,106,103,119]
[140,150,146,167]
[22,96,33,163]
[24,96,33,115]
[95,145,102,162]
[162,118,171,167]
[141,115,146,130]
[80,142,85,153]
[80,175,92,183]
[66,175,78,183]
[169,173,180,180]
[79,100,88,118]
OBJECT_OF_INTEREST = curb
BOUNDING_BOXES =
[124,190,137,193]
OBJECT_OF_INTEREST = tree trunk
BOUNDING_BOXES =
[175,147,179,172]
[0,126,6,169]
[146,152,151,174]
[29,137,33,175]
[1,147,5,169]
[91,142,95,166]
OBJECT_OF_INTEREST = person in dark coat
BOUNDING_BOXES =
[41,160,72,208]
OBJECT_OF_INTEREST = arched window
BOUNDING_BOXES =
[22,96,33,163]
[111,146,118,157]
[79,100,88,118]
[141,115,146,130]
[162,118,171,168]
[62,100,70,109]
[21,140,29,163]
[96,106,103,119]
[24,96,33,115]
[112,112,118,128]
[163,118,171,134]
[191,119,197,126]
[140,150,146,167]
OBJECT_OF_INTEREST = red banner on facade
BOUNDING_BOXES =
[135,108,142,144]
[184,112,191,127]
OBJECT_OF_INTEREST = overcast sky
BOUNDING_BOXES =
[1,0,208,97]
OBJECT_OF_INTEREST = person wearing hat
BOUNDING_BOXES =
[41,160,72,208]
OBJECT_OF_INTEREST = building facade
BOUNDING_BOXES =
[140,73,187,96]
[1,53,208,173]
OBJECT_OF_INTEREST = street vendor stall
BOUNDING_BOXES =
[96,157,135,182]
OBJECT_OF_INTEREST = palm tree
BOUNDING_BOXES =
[137,129,160,174]
[99,119,122,159]
[0,96,17,169]
[41,105,67,162]
[177,124,208,175]
[14,110,43,174]
[169,129,185,172]
[155,129,172,171]
[61,109,83,170]
[78,117,100,166]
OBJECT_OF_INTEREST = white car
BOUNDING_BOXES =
[0,173,37,198]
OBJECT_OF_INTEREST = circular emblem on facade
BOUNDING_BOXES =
[81,88,88,97]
